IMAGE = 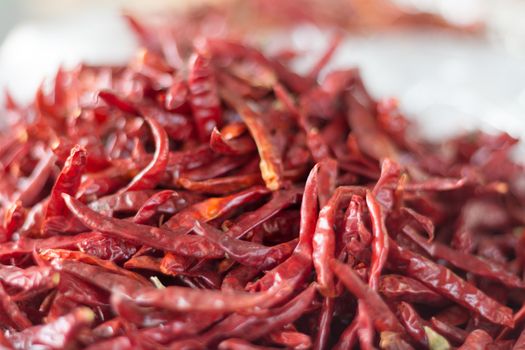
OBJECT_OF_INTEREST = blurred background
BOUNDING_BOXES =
[0,0,524,145]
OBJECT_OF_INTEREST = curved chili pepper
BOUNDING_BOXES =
[178,174,262,195]
[6,307,94,350]
[379,274,446,305]
[193,221,296,270]
[457,329,493,350]
[404,227,524,289]
[122,117,169,192]
[397,301,427,347]
[366,191,390,291]
[430,317,468,345]
[46,145,87,217]
[389,240,514,327]
[62,194,225,259]
[210,127,256,156]
[183,284,316,348]
[0,283,32,330]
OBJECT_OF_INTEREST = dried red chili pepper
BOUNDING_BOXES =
[0,9,523,348]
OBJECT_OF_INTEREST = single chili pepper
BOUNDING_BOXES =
[178,154,251,182]
[193,221,296,270]
[132,190,179,224]
[178,174,262,195]
[389,240,514,327]
[313,297,334,350]
[225,188,302,239]
[13,149,56,207]
[397,301,428,347]
[367,190,390,290]
[430,317,468,345]
[457,329,493,350]
[77,233,137,262]
[162,186,269,231]
[218,338,281,350]
[404,227,524,289]
[379,274,447,305]
[330,259,405,333]
[46,145,87,218]
[0,264,59,295]
[0,283,32,330]
[269,329,312,350]
[3,200,25,241]
[210,127,256,156]
[313,189,344,297]
[248,164,319,295]
[121,117,169,192]
[183,284,316,348]
[62,194,225,259]
[188,53,222,142]
[8,308,94,349]
[222,94,284,191]
[39,249,149,285]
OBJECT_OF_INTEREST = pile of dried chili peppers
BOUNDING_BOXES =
[0,14,524,350]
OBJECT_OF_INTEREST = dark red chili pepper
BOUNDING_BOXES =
[330,259,404,333]
[397,301,428,347]
[457,329,493,350]
[389,240,514,327]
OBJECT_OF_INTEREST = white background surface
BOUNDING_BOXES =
[0,1,524,149]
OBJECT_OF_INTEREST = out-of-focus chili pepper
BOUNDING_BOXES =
[269,329,312,349]
[13,149,56,207]
[378,331,415,350]
[457,329,493,350]
[330,259,404,333]
[3,200,25,241]
[0,264,59,295]
[389,240,514,327]
[210,127,256,156]
[6,307,94,350]
[0,283,32,330]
